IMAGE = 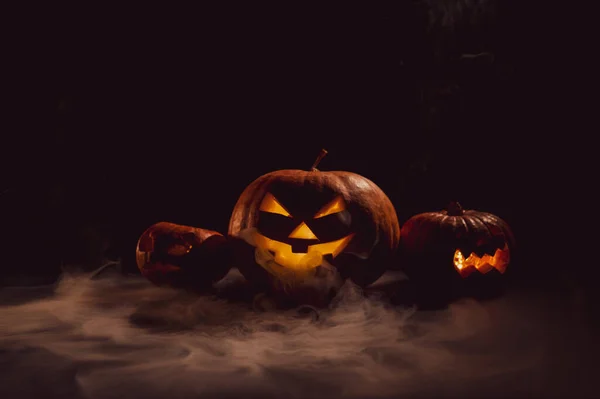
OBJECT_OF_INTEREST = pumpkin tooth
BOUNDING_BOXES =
[453,246,510,277]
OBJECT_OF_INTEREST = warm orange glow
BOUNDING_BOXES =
[314,196,346,218]
[453,245,510,278]
[259,193,292,217]
[288,222,318,239]
[253,231,354,270]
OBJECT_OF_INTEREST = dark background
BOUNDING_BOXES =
[2,2,578,288]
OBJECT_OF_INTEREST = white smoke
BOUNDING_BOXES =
[0,265,593,399]
[423,0,495,30]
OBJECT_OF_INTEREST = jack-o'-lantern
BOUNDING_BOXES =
[228,149,401,292]
[135,222,231,291]
[399,201,515,304]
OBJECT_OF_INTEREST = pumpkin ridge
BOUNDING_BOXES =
[470,213,496,244]
[475,212,514,249]
[458,215,469,235]
[229,176,271,234]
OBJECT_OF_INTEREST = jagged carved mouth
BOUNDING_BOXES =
[253,231,354,270]
[453,244,510,278]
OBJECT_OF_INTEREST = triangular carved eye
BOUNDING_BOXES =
[259,193,292,217]
[314,196,345,219]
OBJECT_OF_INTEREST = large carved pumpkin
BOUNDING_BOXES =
[399,201,515,304]
[135,222,231,291]
[228,149,401,294]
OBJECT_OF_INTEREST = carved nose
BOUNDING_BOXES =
[288,222,318,240]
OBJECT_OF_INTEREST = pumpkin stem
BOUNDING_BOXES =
[446,201,464,216]
[311,149,328,171]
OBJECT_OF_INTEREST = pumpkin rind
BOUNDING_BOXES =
[136,222,231,291]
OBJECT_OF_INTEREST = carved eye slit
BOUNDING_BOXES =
[314,196,345,219]
[259,192,292,217]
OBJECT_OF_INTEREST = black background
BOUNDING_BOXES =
[2,2,581,288]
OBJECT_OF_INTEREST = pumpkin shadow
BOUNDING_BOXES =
[126,266,509,330]
[403,269,509,311]
[212,269,417,313]
[128,297,206,332]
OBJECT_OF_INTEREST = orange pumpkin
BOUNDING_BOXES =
[135,222,231,291]
[228,149,400,292]
[399,201,515,304]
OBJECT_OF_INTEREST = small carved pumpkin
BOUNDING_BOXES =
[228,149,401,290]
[399,202,515,303]
[135,222,231,291]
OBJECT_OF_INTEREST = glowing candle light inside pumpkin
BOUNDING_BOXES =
[253,231,355,270]
[453,245,510,278]
[251,190,356,271]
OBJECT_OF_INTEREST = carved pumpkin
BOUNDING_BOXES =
[228,149,401,291]
[399,201,515,303]
[135,222,231,291]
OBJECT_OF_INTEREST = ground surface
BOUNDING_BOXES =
[0,267,596,399]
